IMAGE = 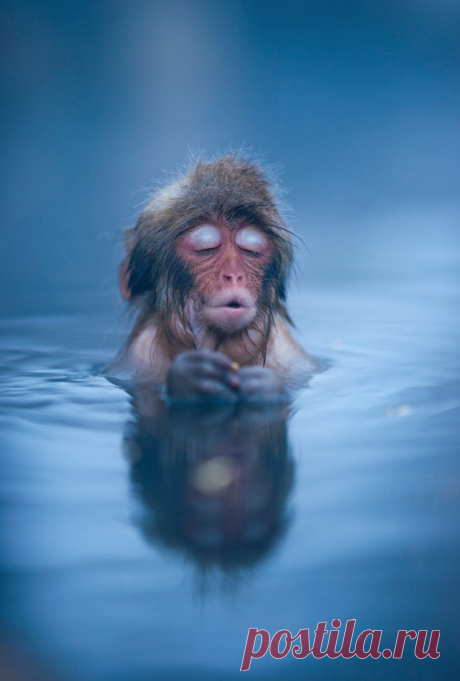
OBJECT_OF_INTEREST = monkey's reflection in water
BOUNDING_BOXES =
[123,391,294,574]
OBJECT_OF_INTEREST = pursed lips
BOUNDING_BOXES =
[202,294,256,328]
[206,291,254,309]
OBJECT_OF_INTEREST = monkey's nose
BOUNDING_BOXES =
[222,273,244,283]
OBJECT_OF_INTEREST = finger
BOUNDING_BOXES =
[188,360,230,381]
[239,378,264,394]
[195,379,238,399]
[225,372,241,389]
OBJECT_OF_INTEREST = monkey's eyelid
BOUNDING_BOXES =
[241,249,261,258]
[235,226,269,249]
[195,246,220,255]
[184,224,222,250]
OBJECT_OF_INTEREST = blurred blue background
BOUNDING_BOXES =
[1,3,460,680]
[1,0,459,317]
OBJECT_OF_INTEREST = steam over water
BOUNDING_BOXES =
[1,207,459,680]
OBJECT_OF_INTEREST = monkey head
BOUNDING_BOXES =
[120,155,294,355]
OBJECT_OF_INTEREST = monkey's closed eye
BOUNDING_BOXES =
[242,249,261,258]
[184,225,222,252]
[196,246,220,255]
[235,226,270,256]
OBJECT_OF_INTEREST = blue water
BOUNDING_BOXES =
[0,210,459,680]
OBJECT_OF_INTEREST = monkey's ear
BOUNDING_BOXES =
[119,257,133,301]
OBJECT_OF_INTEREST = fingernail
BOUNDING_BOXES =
[226,373,240,388]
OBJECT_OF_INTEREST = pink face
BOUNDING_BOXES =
[177,224,272,333]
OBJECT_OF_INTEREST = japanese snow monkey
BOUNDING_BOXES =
[109,155,317,401]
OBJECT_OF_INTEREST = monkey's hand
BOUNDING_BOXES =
[166,350,239,402]
[236,366,288,403]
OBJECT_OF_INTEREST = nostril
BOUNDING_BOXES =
[222,274,244,283]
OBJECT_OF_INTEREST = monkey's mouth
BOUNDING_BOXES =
[203,295,256,331]
[208,292,253,309]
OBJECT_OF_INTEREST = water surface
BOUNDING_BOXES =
[1,225,459,680]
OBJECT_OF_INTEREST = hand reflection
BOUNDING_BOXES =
[122,389,295,574]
